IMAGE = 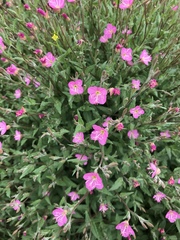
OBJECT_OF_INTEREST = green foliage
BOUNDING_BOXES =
[0,0,180,239]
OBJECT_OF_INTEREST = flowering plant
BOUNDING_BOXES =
[0,0,180,239]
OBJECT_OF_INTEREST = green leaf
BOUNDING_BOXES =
[109,178,123,191]
[20,164,35,179]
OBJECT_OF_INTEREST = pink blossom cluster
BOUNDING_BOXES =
[99,23,117,43]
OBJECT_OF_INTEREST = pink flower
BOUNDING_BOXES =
[102,117,112,127]
[83,172,104,191]
[14,89,21,99]
[26,22,36,30]
[121,47,133,61]
[115,43,123,52]
[171,6,179,11]
[160,130,171,138]
[10,200,21,211]
[14,130,22,141]
[147,163,161,178]
[149,79,158,88]
[37,8,49,18]
[24,76,31,85]
[17,32,26,40]
[99,35,109,43]
[88,86,107,105]
[40,52,56,68]
[1,57,8,62]
[132,179,140,188]
[0,37,6,54]
[62,13,70,21]
[140,50,152,65]
[130,106,144,119]
[115,122,124,131]
[39,113,45,119]
[68,192,80,201]
[0,121,7,135]
[119,0,134,10]
[16,107,25,117]
[99,203,108,213]
[132,79,141,90]
[168,176,175,185]
[72,132,84,144]
[116,221,135,238]
[127,129,139,139]
[6,64,19,75]
[52,208,68,227]
[150,142,156,152]
[109,88,121,96]
[122,28,132,35]
[153,192,166,203]
[68,79,84,95]
[90,125,108,145]
[24,4,31,10]
[75,154,89,165]
[178,179,180,184]
[48,0,65,11]
[104,23,117,38]
[165,210,180,223]
[33,80,40,88]
[33,49,43,55]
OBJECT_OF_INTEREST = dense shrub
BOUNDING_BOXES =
[0,0,180,239]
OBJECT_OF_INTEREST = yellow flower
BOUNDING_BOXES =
[52,34,58,41]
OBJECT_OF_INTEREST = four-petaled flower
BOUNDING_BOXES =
[68,79,84,95]
[88,86,107,105]
[68,191,80,201]
[153,192,166,203]
[52,208,68,226]
[127,129,139,139]
[83,172,104,191]
[121,47,133,62]
[147,162,161,178]
[165,210,180,223]
[90,125,108,145]
[72,132,84,144]
[116,220,135,238]
[140,50,152,65]
[75,154,89,165]
[130,106,144,119]
[119,0,134,10]
[6,64,19,75]
[132,79,141,90]
[10,200,21,211]
[48,0,65,11]
[99,203,108,213]
[0,121,7,135]
[40,52,56,68]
